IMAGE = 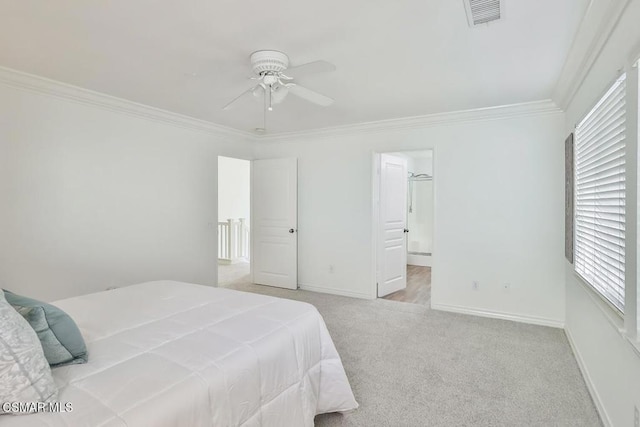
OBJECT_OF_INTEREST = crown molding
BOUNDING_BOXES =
[553,0,632,111]
[0,66,562,143]
[0,66,255,140]
[257,99,562,142]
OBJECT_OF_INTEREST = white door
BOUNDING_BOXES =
[378,154,408,297]
[251,158,298,289]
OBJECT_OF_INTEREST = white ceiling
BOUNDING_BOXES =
[0,0,589,134]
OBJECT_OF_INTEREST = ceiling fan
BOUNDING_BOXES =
[223,50,336,122]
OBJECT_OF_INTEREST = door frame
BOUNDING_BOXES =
[371,149,438,302]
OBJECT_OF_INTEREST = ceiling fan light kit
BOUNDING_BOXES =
[223,49,336,132]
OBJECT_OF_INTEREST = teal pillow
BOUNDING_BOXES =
[3,290,88,367]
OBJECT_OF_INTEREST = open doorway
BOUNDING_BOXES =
[217,156,251,288]
[375,150,433,305]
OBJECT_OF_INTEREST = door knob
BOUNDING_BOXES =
[404,229,409,233]
[289,228,296,233]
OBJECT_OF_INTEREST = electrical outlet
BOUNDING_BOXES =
[472,281,479,290]
[634,405,639,427]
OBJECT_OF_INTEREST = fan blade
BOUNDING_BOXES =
[287,84,334,106]
[222,84,261,110]
[284,60,336,78]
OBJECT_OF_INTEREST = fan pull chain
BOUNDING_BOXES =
[263,90,268,131]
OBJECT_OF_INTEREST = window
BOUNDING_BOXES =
[574,73,627,313]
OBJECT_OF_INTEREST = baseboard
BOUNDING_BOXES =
[564,327,612,427]
[217,258,249,265]
[431,303,564,328]
[299,284,373,300]
[407,254,431,267]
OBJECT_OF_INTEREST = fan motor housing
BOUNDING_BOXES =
[250,50,289,75]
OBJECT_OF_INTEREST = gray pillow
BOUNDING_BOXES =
[3,290,88,367]
[0,291,58,414]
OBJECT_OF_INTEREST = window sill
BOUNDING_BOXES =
[627,337,640,358]
[572,271,625,334]
[573,271,640,360]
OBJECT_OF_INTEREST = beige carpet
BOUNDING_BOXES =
[220,270,601,427]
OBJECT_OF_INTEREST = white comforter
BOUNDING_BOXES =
[4,281,358,426]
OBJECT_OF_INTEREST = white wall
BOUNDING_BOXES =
[411,155,433,175]
[407,154,433,255]
[255,111,566,325]
[408,178,433,254]
[0,81,252,302]
[562,0,640,425]
[218,156,250,222]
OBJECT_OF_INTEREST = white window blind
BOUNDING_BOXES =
[574,74,626,313]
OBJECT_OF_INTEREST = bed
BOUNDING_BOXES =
[3,281,358,426]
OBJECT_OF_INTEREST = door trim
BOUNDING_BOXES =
[250,159,254,285]
[371,153,380,299]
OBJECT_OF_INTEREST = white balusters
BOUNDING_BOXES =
[218,218,250,264]
[238,218,249,259]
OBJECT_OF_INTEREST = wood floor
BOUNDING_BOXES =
[381,265,431,305]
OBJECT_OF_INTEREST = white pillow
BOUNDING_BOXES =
[0,291,58,415]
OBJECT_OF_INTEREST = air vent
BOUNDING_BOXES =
[464,0,503,26]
